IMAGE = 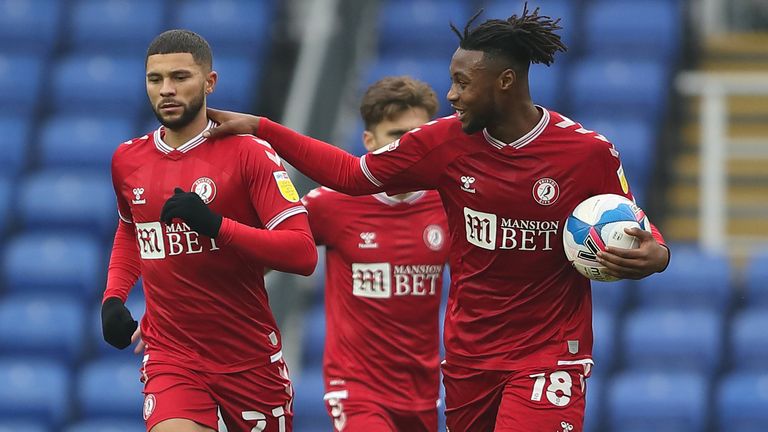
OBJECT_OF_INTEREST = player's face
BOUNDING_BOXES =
[146,53,216,130]
[447,48,497,134]
[362,106,431,152]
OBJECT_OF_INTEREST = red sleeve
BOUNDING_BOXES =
[103,220,141,303]
[216,214,317,276]
[301,187,333,246]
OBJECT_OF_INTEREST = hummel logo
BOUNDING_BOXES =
[460,176,476,193]
[132,188,146,204]
[358,232,378,249]
[558,421,574,432]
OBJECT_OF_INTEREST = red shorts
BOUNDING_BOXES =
[323,389,437,432]
[140,354,293,431]
[442,362,588,432]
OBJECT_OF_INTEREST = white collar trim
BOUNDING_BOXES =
[154,119,216,154]
[372,190,427,206]
[483,106,550,150]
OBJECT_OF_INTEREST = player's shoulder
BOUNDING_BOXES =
[547,110,616,152]
[302,186,351,206]
[391,114,463,149]
[112,131,154,163]
[215,133,283,163]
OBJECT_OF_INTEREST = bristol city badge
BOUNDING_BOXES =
[423,224,445,251]
[143,394,156,420]
[191,177,217,204]
[532,178,559,206]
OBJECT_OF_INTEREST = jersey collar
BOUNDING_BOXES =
[482,106,550,150]
[153,119,216,154]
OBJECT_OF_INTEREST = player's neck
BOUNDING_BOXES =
[487,101,541,144]
[164,112,210,149]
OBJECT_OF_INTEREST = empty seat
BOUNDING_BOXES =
[635,245,731,310]
[2,231,103,298]
[38,115,135,168]
[745,248,768,307]
[0,0,62,54]
[378,0,470,59]
[69,0,165,53]
[364,56,452,117]
[0,357,70,427]
[0,177,11,235]
[584,375,602,432]
[302,303,325,368]
[592,309,617,375]
[717,371,768,432]
[591,278,630,312]
[622,308,722,374]
[64,420,145,432]
[607,370,707,432]
[18,170,115,236]
[0,295,86,363]
[0,55,44,114]
[0,116,31,176]
[730,309,768,370]
[51,55,145,114]
[0,421,49,432]
[77,358,144,418]
[208,56,262,111]
[529,62,564,110]
[292,367,328,431]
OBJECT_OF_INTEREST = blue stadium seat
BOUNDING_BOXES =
[69,0,165,53]
[0,0,61,54]
[0,116,31,176]
[745,248,768,307]
[584,0,680,61]
[378,0,470,59]
[622,308,722,374]
[0,357,70,427]
[209,57,262,111]
[38,115,135,168]
[591,278,630,312]
[0,177,11,235]
[77,358,144,418]
[0,421,49,432]
[529,62,564,110]
[64,420,145,432]
[584,375,602,432]
[0,295,86,363]
[592,309,616,375]
[18,170,116,236]
[171,0,273,56]
[0,55,44,114]
[364,56,452,117]
[717,371,768,432]
[569,59,667,123]
[302,303,325,368]
[635,245,731,310]
[730,309,768,370]
[2,231,103,298]
[293,367,329,432]
[51,55,145,114]
[608,370,707,432]
[483,0,575,52]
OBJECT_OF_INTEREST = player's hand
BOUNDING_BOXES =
[101,297,139,349]
[596,227,670,280]
[204,108,262,139]
[131,326,146,355]
[160,187,222,238]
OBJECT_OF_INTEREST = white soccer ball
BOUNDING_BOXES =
[562,194,651,282]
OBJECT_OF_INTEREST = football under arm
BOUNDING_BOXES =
[257,118,382,196]
[216,213,318,276]
[103,220,142,303]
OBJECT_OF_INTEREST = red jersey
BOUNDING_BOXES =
[302,188,449,411]
[257,108,666,373]
[110,120,310,372]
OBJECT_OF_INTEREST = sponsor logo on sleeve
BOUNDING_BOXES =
[273,171,300,202]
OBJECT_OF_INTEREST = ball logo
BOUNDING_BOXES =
[191,177,216,204]
[532,178,559,206]
[423,225,445,251]
[143,394,156,420]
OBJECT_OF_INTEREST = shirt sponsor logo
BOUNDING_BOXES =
[423,225,445,251]
[460,176,476,193]
[464,207,559,251]
[135,221,220,260]
[358,232,378,249]
[352,263,391,298]
[191,177,216,204]
[351,263,442,298]
[132,187,146,205]
[464,207,497,250]
[532,178,559,206]
[273,171,300,203]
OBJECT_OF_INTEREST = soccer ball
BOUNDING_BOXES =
[563,194,651,282]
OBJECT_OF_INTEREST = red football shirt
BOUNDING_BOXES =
[110,120,310,372]
[302,188,449,411]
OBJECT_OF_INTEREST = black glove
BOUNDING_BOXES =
[160,187,222,238]
[101,297,138,349]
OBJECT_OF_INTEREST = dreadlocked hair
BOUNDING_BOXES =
[450,3,567,67]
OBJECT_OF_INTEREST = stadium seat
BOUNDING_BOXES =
[569,58,668,123]
[584,375,602,432]
[0,357,70,427]
[51,55,145,114]
[18,170,116,236]
[592,309,617,375]
[0,421,49,432]
[717,371,768,432]
[0,295,86,364]
[607,370,707,432]
[529,62,564,110]
[377,0,470,59]
[622,308,723,374]
[730,309,768,370]
[591,278,630,312]
[38,115,135,168]
[583,0,680,61]
[77,358,144,418]
[745,248,768,307]
[69,0,165,53]
[635,245,732,310]
[2,231,103,298]
[64,420,145,432]
[364,56,452,117]
[483,0,576,52]
[208,56,262,111]
[302,303,325,368]
[0,55,44,114]
[0,177,11,236]
[171,0,273,56]
[0,116,31,176]
[292,367,329,432]
[0,0,61,54]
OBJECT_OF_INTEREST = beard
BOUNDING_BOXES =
[461,116,487,135]
[152,92,205,130]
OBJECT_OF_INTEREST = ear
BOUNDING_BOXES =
[205,70,218,95]
[362,130,377,152]
[499,69,516,90]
